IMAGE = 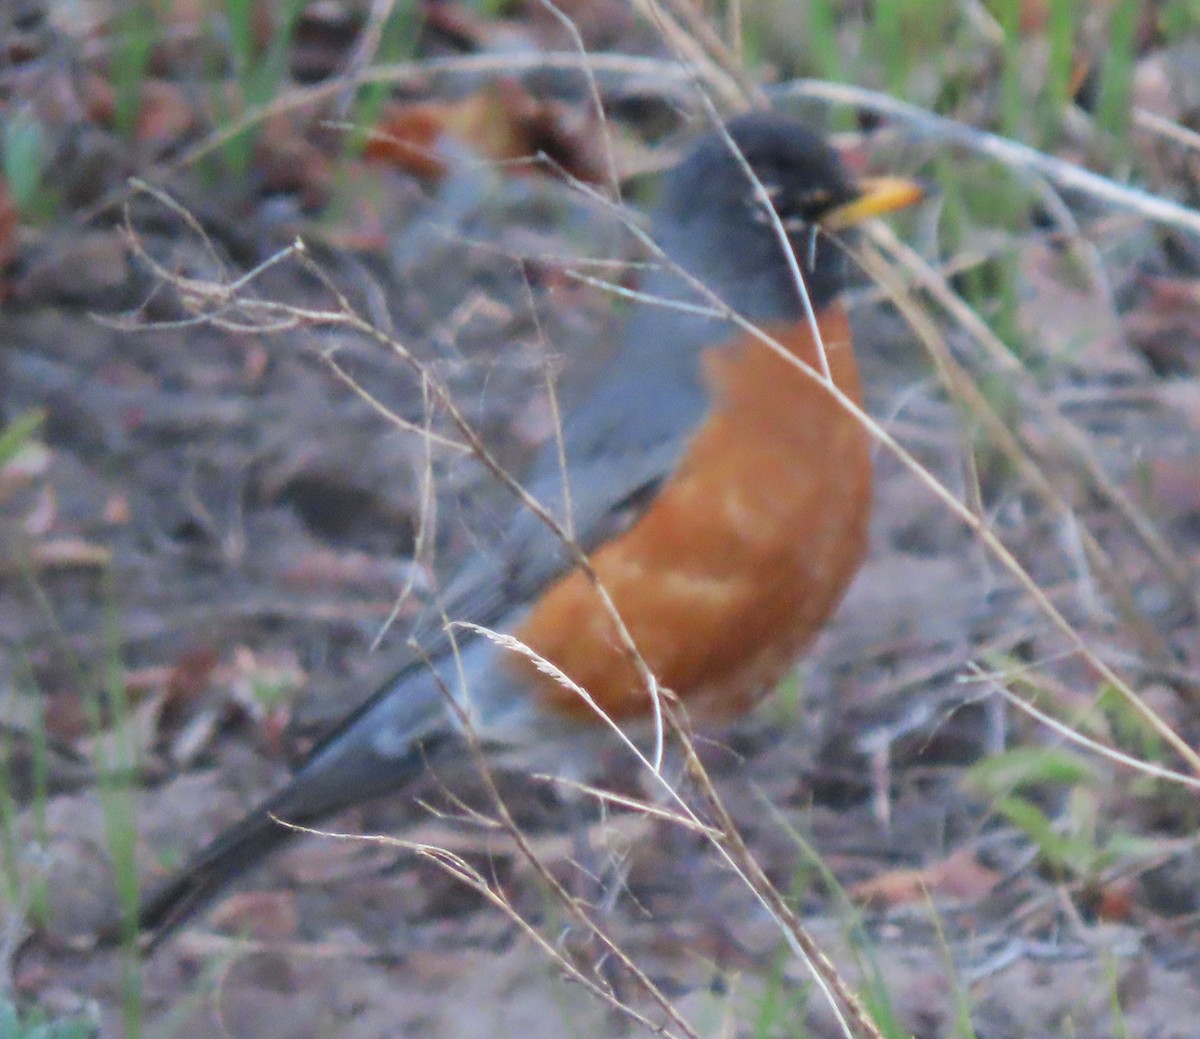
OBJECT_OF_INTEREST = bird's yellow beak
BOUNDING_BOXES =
[821,176,925,231]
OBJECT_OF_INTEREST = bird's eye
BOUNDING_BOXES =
[750,184,836,231]
[748,183,781,225]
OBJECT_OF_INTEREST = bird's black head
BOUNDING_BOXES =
[653,113,916,319]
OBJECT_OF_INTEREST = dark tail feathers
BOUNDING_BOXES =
[123,731,455,951]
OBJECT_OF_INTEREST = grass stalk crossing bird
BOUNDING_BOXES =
[129,112,922,947]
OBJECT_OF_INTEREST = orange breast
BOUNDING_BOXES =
[509,304,872,722]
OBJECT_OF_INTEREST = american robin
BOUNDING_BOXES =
[132,112,922,943]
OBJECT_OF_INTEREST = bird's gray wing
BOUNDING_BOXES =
[427,294,729,636]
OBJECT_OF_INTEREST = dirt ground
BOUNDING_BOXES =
[3,6,1200,1039]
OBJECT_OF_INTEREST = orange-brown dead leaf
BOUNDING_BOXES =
[365,79,606,185]
[849,846,1003,909]
[1140,273,1200,312]
[103,492,131,525]
[1090,875,1137,923]
[31,537,112,569]
[1125,274,1200,374]
[0,175,17,290]
[364,103,448,180]
[81,73,199,152]
[422,1,495,50]
[163,647,221,715]
[136,79,200,147]
[209,889,299,941]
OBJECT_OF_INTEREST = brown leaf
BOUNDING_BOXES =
[849,846,1003,908]
[1125,274,1200,375]
[422,1,495,50]
[365,79,610,186]
[136,79,200,147]
[103,492,131,525]
[0,175,17,290]
[161,647,220,717]
[31,537,111,569]
[209,890,299,941]
[365,101,458,180]
[1093,876,1137,923]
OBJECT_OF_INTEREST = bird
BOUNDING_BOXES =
[129,111,922,946]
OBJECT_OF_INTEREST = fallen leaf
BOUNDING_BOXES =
[151,646,222,745]
[31,537,111,568]
[849,846,1003,908]
[365,79,609,186]
[103,492,131,524]
[0,175,17,291]
[1125,274,1200,375]
[209,889,299,941]
[1090,876,1137,923]
[136,79,200,148]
